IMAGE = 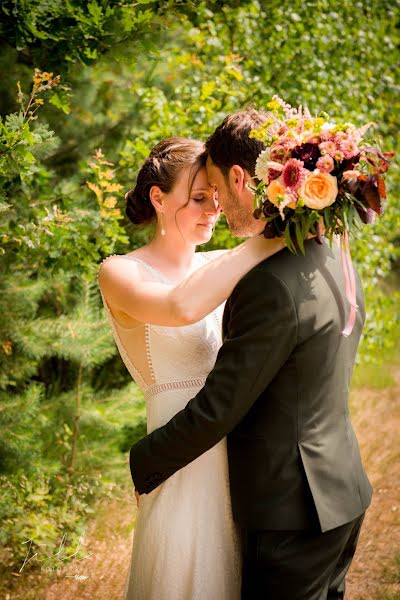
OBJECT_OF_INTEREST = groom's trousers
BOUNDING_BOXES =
[240,512,365,600]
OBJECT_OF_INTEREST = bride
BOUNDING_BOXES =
[97,137,285,600]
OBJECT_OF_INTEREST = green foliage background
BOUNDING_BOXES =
[0,0,399,573]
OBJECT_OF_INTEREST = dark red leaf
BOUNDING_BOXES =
[355,204,376,224]
[361,180,383,215]
[342,155,360,171]
[378,158,390,173]
[376,176,387,199]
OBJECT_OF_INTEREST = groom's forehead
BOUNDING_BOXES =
[206,156,222,186]
[205,154,213,172]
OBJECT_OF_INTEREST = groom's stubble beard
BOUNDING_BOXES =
[223,181,261,238]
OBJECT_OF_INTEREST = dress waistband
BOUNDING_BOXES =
[143,377,207,400]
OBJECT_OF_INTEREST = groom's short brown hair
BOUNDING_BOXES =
[205,108,269,178]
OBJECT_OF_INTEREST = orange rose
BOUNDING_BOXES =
[266,176,296,209]
[298,171,338,210]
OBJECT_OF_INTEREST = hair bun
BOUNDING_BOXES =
[125,186,156,225]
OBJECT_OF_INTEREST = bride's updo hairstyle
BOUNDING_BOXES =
[125,137,206,225]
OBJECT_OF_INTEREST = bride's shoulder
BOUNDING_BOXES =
[97,253,144,283]
[98,253,121,274]
[196,249,229,262]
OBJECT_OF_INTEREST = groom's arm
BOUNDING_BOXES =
[130,265,297,494]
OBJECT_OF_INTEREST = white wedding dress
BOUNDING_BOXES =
[98,251,242,600]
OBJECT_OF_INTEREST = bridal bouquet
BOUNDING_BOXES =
[249,95,393,253]
[249,96,394,336]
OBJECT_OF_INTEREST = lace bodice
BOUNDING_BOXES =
[98,252,225,401]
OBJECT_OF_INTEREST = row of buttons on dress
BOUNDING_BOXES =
[100,253,119,264]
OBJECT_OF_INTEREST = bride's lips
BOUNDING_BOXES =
[198,222,215,228]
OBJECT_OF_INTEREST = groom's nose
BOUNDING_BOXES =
[205,196,221,215]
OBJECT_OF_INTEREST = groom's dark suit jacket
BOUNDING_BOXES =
[130,238,372,532]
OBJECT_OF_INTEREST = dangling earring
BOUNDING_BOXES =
[160,213,166,236]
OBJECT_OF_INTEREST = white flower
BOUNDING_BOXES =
[321,121,336,131]
[255,149,270,183]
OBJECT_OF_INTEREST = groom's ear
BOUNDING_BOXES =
[228,165,246,193]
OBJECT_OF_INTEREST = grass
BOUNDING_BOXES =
[382,554,400,586]
[374,554,400,599]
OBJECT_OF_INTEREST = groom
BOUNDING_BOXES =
[129,109,372,599]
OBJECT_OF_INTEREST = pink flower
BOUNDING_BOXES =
[319,141,337,156]
[282,158,307,190]
[319,131,332,142]
[269,145,289,163]
[339,139,359,159]
[342,170,360,181]
[316,155,334,173]
[278,188,298,220]
[353,122,373,143]
[334,131,348,143]
[279,130,304,151]
[333,150,344,162]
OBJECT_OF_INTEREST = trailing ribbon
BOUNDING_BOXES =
[340,231,358,337]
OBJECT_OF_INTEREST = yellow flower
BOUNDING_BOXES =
[267,99,280,110]
[104,196,117,208]
[87,182,103,203]
[103,182,123,193]
[298,171,338,210]
[100,169,114,181]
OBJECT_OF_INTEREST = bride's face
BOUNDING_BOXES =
[162,166,221,245]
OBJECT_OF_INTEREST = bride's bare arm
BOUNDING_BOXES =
[98,235,285,327]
